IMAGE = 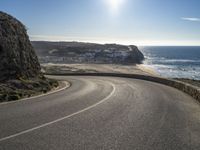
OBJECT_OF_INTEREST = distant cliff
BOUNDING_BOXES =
[32,41,144,64]
[0,11,41,81]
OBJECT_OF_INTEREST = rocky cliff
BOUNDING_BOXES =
[0,11,41,81]
[0,12,58,102]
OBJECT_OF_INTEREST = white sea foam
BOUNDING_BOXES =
[146,64,200,79]
[141,46,200,80]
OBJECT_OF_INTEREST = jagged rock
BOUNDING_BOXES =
[127,45,145,64]
[0,11,41,81]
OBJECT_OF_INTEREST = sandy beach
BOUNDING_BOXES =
[42,63,159,76]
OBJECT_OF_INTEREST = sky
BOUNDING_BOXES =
[0,0,200,46]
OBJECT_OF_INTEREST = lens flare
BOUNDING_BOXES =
[104,0,126,15]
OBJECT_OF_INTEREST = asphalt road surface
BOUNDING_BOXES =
[0,76,200,150]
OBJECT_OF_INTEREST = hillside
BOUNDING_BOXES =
[32,41,144,64]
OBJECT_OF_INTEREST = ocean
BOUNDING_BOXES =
[139,46,200,80]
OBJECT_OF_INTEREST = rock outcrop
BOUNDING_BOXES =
[127,45,144,64]
[0,12,58,102]
[0,11,41,81]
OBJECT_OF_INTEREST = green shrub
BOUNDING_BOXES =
[0,94,6,101]
[0,77,59,102]
[7,94,20,101]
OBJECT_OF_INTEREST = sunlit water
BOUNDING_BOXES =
[139,46,200,80]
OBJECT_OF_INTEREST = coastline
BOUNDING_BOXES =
[136,64,159,76]
[140,46,200,80]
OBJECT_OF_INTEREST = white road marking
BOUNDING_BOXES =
[0,83,116,142]
[0,81,70,106]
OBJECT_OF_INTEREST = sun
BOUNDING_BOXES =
[104,0,125,15]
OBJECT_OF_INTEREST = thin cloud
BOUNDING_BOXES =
[181,17,200,22]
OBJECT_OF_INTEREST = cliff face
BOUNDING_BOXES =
[127,45,144,64]
[0,11,41,81]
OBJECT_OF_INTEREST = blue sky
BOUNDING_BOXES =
[0,0,200,45]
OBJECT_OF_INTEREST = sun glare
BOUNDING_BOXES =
[104,0,125,15]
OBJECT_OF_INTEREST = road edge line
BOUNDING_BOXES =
[0,81,70,106]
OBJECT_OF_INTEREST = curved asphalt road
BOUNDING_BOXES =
[0,76,200,150]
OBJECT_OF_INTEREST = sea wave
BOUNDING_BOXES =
[144,64,200,80]
[141,46,200,80]
[145,57,200,63]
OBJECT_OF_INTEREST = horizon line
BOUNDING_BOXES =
[30,40,200,47]
[30,35,200,46]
